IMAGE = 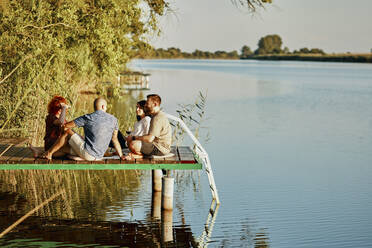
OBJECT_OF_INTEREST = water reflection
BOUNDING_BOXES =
[0,176,221,247]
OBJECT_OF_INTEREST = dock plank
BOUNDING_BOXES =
[0,144,9,155]
[0,146,22,162]
[136,157,151,164]
[34,157,50,164]
[105,159,121,164]
[0,143,202,169]
[19,148,36,164]
[178,147,196,163]
[7,147,29,164]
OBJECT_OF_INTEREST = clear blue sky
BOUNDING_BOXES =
[150,0,372,54]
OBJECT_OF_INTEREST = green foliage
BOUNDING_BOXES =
[0,0,167,142]
[293,47,325,55]
[142,47,240,59]
[240,45,253,58]
[255,34,283,55]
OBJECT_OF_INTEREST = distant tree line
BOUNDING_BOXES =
[241,34,325,58]
[239,34,371,63]
[140,34,326,60]
[138,47,240,59]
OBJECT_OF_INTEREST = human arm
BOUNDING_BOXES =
[128,133,155,143]
[111,130,125,159]
[64,120,76,129]
[53,103,69,126]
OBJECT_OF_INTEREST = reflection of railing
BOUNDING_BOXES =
[197,200,220,248]
[166,113,220,205]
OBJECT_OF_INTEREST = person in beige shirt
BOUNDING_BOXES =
[125,94,172,160]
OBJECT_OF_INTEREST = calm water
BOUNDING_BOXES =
[1,59,372,247]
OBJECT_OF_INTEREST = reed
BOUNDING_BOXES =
[0,170,143,220]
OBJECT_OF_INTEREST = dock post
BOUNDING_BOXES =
[151,191,161,220]
[161,209,173,243]
[152,169,162,192]
[161,176,174,210]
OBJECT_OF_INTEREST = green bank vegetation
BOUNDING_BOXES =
[0,0,168,143]
[141,34,372,63]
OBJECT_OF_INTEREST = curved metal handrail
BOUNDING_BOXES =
[166,113,220,205]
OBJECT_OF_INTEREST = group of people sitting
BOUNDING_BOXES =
[30,94,172,161]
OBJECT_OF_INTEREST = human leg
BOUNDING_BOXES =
[125,141,158,160]
[68,133,96,161]
[125,140,143,160]
[44,129,74,160]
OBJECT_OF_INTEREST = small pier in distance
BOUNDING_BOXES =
[117,71,150,90]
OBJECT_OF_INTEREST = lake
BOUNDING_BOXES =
[1,59,372,247]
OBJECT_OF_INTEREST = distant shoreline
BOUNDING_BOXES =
[140,53,372,64]
[242,54,372,63]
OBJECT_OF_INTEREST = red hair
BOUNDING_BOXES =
[47,96,67,115]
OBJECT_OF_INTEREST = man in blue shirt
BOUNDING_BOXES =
[44,97,125,161]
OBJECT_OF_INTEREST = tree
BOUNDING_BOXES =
[299,47,310,54]
[309,48,325,55]
[227,50,239,59]
[241,45,253,58]
[0,0,167,135]
[255,34,283,55]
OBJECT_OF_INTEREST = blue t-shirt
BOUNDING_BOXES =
[73,110,118,159]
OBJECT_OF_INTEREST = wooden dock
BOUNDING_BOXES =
[118,71,150,90]
[0,138,202,170]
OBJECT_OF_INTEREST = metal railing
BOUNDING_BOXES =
[166,113,220,205]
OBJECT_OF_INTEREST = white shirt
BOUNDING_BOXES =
[130,116,151,136]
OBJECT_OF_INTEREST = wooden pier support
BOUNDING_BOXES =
[161,177,174,211]
[152,169,163,192]
[151,191,161,220]
[161,209,173,243]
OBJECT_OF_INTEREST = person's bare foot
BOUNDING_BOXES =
[40,152,52,160]
[124,152,143,160]
[67,155,85,161]
[29,144,53,160]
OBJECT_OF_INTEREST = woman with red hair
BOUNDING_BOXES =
[44,96,69,151]
[30,95,71,157]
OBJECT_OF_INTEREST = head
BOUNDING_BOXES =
[94,97,107,112]
[47,96,67,116]
[145,94,161,115]
[136,100,147,121]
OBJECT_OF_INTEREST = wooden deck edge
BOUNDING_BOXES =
[0,163,203,170]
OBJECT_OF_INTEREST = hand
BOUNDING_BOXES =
[120,155,126,161]
[127,136,133,143]
[60,102,70,109]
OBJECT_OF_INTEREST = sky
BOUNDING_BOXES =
[150,0,372,54]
